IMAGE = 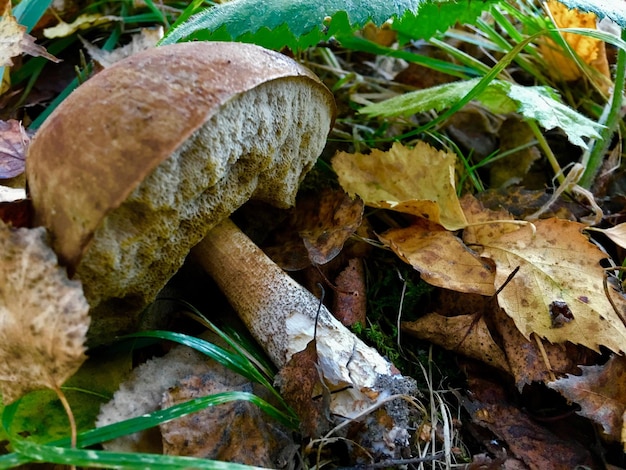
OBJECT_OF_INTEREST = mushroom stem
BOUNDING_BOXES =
[192,218,417,420]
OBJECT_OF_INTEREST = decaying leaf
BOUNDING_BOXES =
[264,188,364,269]
[0,13,59,67]
[475,218,626,353]
[379,221,495,296]
[540,0,610,86]
[0,119,28,178]
[274,339,332,438]
[461,372,595,468]
[403,311,509,372]
[80,27,163,67]
[161,372,295,466]
[489,116,541,188]
[548,354,626,448]
[332,258,367,327]
[332,141,468,231]
[299,189,364,265]
[0,221,90,403]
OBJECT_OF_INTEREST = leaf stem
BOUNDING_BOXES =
[579,28,626,189]
[52,384,77,449]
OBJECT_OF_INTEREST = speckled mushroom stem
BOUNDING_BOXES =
[192,218,417,420]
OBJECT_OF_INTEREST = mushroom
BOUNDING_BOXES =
[27,42,417,459]
[27,41,335,339]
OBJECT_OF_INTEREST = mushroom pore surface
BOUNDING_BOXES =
[81,79,332,336]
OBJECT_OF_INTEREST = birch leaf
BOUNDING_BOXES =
[0,221,90,404]
[475,218,626,353]
[332,141,467,230]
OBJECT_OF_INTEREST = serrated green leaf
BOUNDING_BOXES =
[161,0,421,48]
[360,78,602,148]
[559,0,626,28]
[393,0,499,42]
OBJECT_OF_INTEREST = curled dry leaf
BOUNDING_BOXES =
[332,258,367,327]
[379,221,495,296]
[332,141,467,231]
[0,221,89,403]
[0,13,59,67]
[265,188,364,270]
[548,354,626,448]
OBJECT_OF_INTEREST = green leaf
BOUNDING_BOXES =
[392,0,499,42]
[360,78,603,148]
[161,0,418,50]
[558,0,626,28]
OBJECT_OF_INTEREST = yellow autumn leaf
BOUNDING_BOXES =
[475,218,626,354]
[540,0,610,87]
[379,223,495,295]
[43,14,120,39]
[0,221,90,404]
[332,141,467,231]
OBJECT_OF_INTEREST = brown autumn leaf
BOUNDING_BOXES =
[332,258,367,327]
[264,188,363,269]
[489,116,541,188]
[274,339,332,439]
[161,372,296,466]
[379,220,495,296]
[299,189,364,265]
[540,0,610,87]
[474,217,626,353]
[403,311,509,373]
[461,371,595,468]
[332,141,468,231]
[0,13,59,67]
[0,220,90,403]
[548,354,626,448]
[0,119,28,178]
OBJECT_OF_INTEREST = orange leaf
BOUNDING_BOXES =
[379,222,495,295]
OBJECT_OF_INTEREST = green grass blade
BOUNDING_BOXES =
[11,437,266,469]
[12,0,53,32]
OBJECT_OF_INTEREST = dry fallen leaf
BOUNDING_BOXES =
[298,189,364,265]
[403,311,509,372]
[43,13,120,39]
[332,258,367,327]
[332,141,468,231]
[548,354,626,448]
[461,371,595,468]
[0,119,28,178]
[0,13,59,67]
[0,220,90,403]
[161,372,295,466]
[274,339,332,439]
[540,0,610,89]
[379,221,495,296]
[588,223,626,250]
[264,189,363,270]
[489,116,541,188]
[475,218,626,353]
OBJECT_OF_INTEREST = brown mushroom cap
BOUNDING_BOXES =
[27,42,336,338]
